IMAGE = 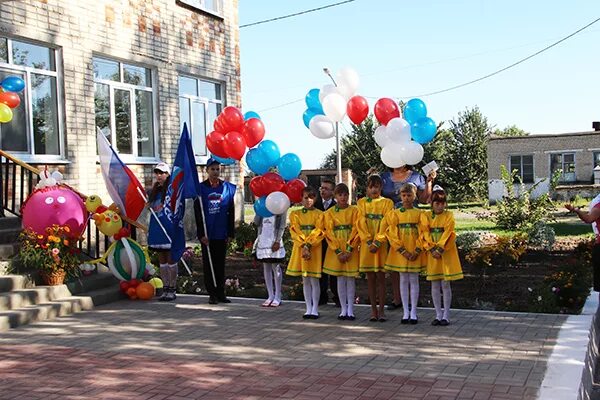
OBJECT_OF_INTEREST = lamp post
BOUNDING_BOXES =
[323,67,342,184]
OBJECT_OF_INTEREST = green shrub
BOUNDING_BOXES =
[229,221,257,255]
[285,280,304,300]
[456,231,484,254]
[526,221,555,251]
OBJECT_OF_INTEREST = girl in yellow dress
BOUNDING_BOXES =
[357,175,394,322]
[323,183,360,320]
[286,186,325,319]
[420,186,463,326]
[382,183,424,324]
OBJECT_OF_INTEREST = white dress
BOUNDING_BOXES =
[255,216,286,260]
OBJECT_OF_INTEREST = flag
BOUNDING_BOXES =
[165,123,201,261]
[97,129,146,221]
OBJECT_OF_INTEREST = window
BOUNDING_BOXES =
[594,152,600,168]
[177,0,223,16]
[93,57,156,158]
[0,37,62,157]
[550,152,576,182]
[178,76,223,161]
[508,155,533,183]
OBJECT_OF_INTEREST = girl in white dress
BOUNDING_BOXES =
[254,212,287,307]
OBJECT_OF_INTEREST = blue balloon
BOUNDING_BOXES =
[244,111,261,120]
[277,153,302,181]
[305,88,323,114]
[302,109,319,129]
[403,98,428,125]
[411,117,437,144]
[246,148,270,175]
[1,76,25,93]
[210,154,235,166]
[257,140,280,167]
[254,196,273,218]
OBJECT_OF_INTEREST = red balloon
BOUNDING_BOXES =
[214,116,227,133]
[242,118,265,148]
[347,95,369,125]
[249,176,268,198]
[261,172,285,195]
[206,131,228,158]
[220,106,244,132]
[0,92,20,109]
[284,179,306,204]
[374,98,400,126]
[223,131,247,160]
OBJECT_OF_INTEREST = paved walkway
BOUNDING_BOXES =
[0,296,570,400]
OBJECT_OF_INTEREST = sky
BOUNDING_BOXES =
[238,1,600,169]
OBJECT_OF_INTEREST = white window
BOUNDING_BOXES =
[93,56,157,159]
[178,76,223,162]
[177,0,223,17]
[509,155,533,183]
[550,152,576,182]
[0,37,62,159]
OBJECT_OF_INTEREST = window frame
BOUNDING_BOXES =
[0,37,65,162]
[178,74,224,165]
[508,154,534,184]
[176,0,224,19]
[593,151,600,169]
[93,55,159,163]
[549,152,576,182]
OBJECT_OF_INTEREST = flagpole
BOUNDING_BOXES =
[136,187,193,276]
[196,195,217,289]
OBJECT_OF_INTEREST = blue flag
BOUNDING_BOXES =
[165,123,201,262]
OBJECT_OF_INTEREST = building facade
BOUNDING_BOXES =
[0,0,242,221]
[487,130,600,202]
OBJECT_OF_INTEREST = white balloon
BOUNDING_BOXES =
[265,191,290,215]
[402,141,424,165]
[321,93,347,122]
[51,170,63,183]
[386,118,412,143]
[380,142,406,168]
[45,177,57,186]
[319,84,339,103]
[336,84,355,100]
[309,115,336,139]
[374,125,389,148]
[336,67,360,93]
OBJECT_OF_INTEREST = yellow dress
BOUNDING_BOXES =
[356,196,394,272]
[420,210,463,281]
[383,207,425,273]
[323,205,360,277]
[286,208,324,278]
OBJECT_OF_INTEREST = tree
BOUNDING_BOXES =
[493,125,529,137]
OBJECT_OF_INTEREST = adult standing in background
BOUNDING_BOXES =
[194,157,236,305]
[314,178,340,307]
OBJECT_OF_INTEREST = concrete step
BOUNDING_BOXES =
[0,296,94,331]
[67,267,120,295]
[0,274,34,292]
[0,243,17,260]
[0,216,20,230]
[86,286,126,306]
[0,285,72,311]
[0,227,20,245]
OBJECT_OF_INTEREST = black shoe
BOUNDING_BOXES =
[337,315,346,320]
[347,315,356,321]
[309,314,319,319]
[401,318,410,324]
[302,314,311,319]
[409,318,418,325]
[439,319,449,326]
[378,317,387,322]
[218,297,231,303]
[369,317,378,322]
[431,319,441,326]
[208,296,218,304]
[387,303,401,311]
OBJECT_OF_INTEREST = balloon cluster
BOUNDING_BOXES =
[0,76,25,123]
[374,98,438,168]
[119,279,156,300]
[303,67,369,139]
[206,106,265,160]
[35,168,63,190]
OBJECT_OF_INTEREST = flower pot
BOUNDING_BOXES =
[40,270,66,286]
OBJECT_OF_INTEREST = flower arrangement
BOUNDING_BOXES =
[18,225,82,282]
[224,277,243,296]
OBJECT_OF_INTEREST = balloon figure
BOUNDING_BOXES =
[0,75,25,124]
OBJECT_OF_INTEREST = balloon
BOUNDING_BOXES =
[302,108,320,129]
[85,195,104,213]
[305,88,323,114]
[319,84,339,103]
[380,142,406,168]
[136,282,155,300]
[309,115,336,139]
[246,148,270,175]
[93,209,123,237]
[103,238,148,281]
[402,141,425,165]
[1,76,25,92]
[283,179,306,204]
[346,95,369,125]
[386,118,412,143]
[265,191,291,215]
[0,91,20,108]
[220,106,244,132]
[249,176,268,197]
[244,111,261,120]
[403,98,428,124]
[149,277,164,289]
[411,117,437,144]
[257,140,280,167]
[223,131,247,160]
[261,172,285,195]
[336,67,360,94]
[374,98,400,126]
[277,153,302,181]
[213,116,227,133]
[254,196,273,218]
[321,93,346,122]
[374,125,389,148]
[241,118,265,147]
[210,154,235,166]
[0,103,13,123]
[206,131,228,158]
[336,85,354,100]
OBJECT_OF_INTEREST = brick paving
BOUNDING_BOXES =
[0,296,567,399]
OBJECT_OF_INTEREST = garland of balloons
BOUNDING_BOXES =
[0,76,25,123]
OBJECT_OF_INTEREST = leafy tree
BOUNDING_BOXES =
[493,125,529,137]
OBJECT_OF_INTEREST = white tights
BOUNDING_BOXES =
[337,276,356,317]
[431,280,452,321]
[400,272,420,320]
[302,277,320,315]
[263,263,282,302]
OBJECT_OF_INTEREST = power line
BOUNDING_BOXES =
[400,16,600,99]
[240,0,356,29]
[256,98,304,113]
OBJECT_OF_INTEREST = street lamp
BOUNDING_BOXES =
[323,67,342,184]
